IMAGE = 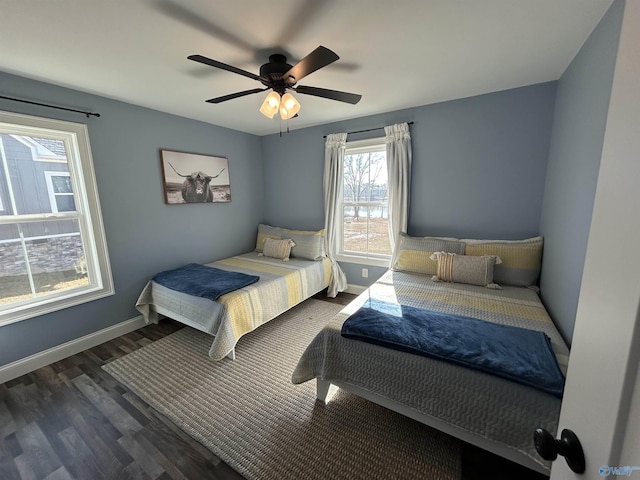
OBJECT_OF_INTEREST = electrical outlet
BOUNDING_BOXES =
[362,268,368,278]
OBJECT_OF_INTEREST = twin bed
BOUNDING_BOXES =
[137,228,567,474]
[136,250,331,360]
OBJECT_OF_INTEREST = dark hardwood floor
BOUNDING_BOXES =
[0,293,549,480]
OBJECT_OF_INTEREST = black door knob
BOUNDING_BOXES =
[534,428,586,474]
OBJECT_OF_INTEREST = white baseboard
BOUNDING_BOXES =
[344,284,368,295]
[0,316,147,384]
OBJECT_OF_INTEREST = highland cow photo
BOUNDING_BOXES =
[160,150,231,204]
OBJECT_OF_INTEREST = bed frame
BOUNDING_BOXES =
[137,252,332,360]
[150,303,238,359]
[316,379,546,474]
[292,269,568,475]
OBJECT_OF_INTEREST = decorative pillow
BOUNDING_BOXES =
[462,236,543,287]
[430,252,501,288]
[285,228,326,261]
[259,238,295,261]
[392,233,465,275]
[255,224,326,260]
[255,224,284,252]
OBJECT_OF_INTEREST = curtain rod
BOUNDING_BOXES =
[323,121,413,138]
[0,95,100,118]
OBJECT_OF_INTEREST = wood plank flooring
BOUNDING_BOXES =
[0,293,549,480]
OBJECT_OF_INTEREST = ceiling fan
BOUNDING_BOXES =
[188,46,362,120]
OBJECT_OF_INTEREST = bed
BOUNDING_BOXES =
[136,250,332,360]
[292,235,569,474]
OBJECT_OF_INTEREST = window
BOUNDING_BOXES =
[45,172,76,213]
[0,111,113,326]
[337,138,391,266]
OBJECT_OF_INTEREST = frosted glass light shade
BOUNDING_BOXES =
[259,92,281,118]
[279,93,301,120]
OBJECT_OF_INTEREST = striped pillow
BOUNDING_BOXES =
[255,224,326,260]
[430,252,501,288]
[255,224,284,252]
[285,228,326,261]
[260,238,295,261]
[392,233,465,275]
[462,236,543,287]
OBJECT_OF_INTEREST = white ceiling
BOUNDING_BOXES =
[1,0,613,136]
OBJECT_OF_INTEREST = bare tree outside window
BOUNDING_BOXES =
[343,152,384,219]
[342,144,391,257]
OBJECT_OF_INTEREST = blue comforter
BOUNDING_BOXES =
[341,299,565,397]
[153,263,259,301]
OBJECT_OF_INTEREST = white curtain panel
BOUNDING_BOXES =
[323,133,349,297]
[385,123,413,265]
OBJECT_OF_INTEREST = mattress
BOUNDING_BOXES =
[136,252,332,360]
[292,269,569,472]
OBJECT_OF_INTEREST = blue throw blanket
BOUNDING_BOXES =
[341,299,565,397]
[153,263,259,301]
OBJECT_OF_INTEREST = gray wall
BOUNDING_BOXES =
[539,0,624,344]
[1,0,621,364]
[0,71,264,366]
[262,82,557,286]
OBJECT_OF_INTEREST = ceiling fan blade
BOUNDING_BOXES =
[273,0,330,47]
[294,85,362,105]
[188,55,263,82]
[282,46,339,85]
[206,88,267,104]
[154,0,255,54]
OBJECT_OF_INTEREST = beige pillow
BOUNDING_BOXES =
[430,252,501,288]
[259,238,295,261]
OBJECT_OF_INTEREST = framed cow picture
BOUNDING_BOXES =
[160,150,231,204]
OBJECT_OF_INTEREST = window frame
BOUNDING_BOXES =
[0,110,114,326]
[335,137,391,267]
[44,171,75,213]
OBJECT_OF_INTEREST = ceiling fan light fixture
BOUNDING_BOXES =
[190,46,361,121]
[259,91,281,118]
[280,92,301,120]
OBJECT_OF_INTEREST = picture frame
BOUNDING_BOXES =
[160,150,231,204]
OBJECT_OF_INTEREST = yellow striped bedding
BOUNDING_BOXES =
[136,252,332,360]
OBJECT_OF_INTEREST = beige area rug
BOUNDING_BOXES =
[104,299,461,480]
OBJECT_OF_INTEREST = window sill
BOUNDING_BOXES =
[0,284,115,327]
[335,253,390,268]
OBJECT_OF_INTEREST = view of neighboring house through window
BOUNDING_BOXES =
[0,111,113,325]
[338,138,391,266]
[45,172,76,213]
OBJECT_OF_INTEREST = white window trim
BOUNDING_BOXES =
[0,111,114,326]
[335,252,390,268]
[336,137,391,268]
[0,231,81,245]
